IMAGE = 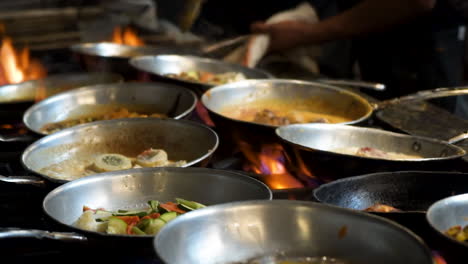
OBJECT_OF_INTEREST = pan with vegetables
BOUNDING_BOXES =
[129,55,272,96]
[0,118,218,186]
[0,167,272,254]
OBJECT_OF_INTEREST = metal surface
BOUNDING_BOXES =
[23,82,197,135]
[202,79,373,128]
[154,200,432,264]
[17,118,218,184]
[427,193,468,249]
[277,123,465,162]
[129,55,272,95]
[276,124,466,181]
[0,167,272,242]
[0,72,122,104]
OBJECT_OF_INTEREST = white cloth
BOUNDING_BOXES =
[223,2,321,74]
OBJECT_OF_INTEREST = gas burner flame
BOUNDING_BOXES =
[238,141,309,190]
[0,24,46,86]
[110,26,145,46]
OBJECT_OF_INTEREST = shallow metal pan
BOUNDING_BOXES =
[154,200,432,264]
[129,55,273,96]
[0,167,271,256]
[0,72,122,112]
[276,124,466,181]
[0,118,218,186]
[17,82,197,140]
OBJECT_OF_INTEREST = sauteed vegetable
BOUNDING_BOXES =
[74,198,205,235]
[165,71,246,85]
[41,107,166,134]
[445,224,468,242]
[40,148,187,180]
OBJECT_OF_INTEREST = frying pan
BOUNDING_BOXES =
[0,72,123,113]
[71,43,202,81]
[276,123,467,181]
[202,80,468,131]
[0,118,219,186]
[426,193,468,261]
[312,171,468,264]
[0,167,272,256]
[7,81,197,144]
[154,200,432,264]
[129,55,273,96]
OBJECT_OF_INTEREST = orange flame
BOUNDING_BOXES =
[110,26,145,46]
[239,141,305,189]
[0,34,46,85]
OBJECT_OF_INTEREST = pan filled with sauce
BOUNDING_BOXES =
[21,82,197,138]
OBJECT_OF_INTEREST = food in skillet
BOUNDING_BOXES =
[74,198,205,235]
[364,203,401,213]
[221,98,352,126]
[165,71,246,85]
[445,224,468,242]
[40,107,166,134]
[333,147,423,160]
[39,148,187,180]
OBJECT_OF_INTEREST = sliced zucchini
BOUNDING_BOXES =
[93,153,132,172]
[159,212,177,223]
[148,200,159,212]
[144,218,166,235]
[137,218,152,230]
[113,210,148,218]
[131,226,146,235]
[106,217,128,235]
[176,198,206,210]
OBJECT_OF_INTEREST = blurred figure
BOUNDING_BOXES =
[252,0,466,115]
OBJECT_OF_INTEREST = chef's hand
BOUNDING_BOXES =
[250,20,315,52]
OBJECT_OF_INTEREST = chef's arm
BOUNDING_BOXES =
[252,0,437,51]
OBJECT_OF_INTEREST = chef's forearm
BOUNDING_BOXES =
[301,0,436,44]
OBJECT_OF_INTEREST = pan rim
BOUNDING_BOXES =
[276,123,466,162]
[22,81,198,135]
[154,199,433,263]
[21,117,219,183]
[41,167,272,238]
[201,79,374,129]
[69,42,161,59]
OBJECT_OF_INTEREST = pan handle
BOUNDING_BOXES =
[317,79,386,91]
[374,86,468,109]
[0,133,37,143]
[0,175,45,186]
[0,228,87,242]
[447,131,468,145]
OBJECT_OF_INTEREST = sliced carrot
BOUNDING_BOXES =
[160,202,186,214]
[83,206,93,212]
[200,72,215,82]
[116,216,140,225]
[141,216,151,221]
[149,213,161,219]
[127,222,136,235]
